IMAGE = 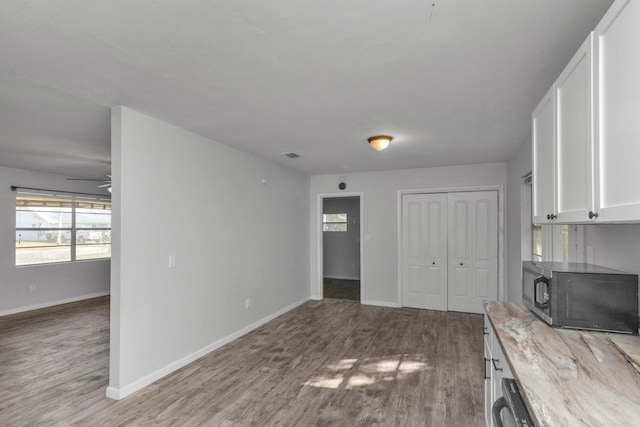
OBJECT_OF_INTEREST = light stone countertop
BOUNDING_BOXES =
[484,301,640,427]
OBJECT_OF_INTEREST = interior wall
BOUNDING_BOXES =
[582,225,640,275]
[0,166,111,315]
[322,197,360,280]
[505,139,532,302]
[310,163,507,306]
[109,107,310,398]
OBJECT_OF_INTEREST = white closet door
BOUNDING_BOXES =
[401,193,448,310]
[447,191,498,314]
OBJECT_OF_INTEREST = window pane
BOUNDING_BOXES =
[16,197,73,229]
[76,242,111,260]
[532,224,542,261]
[16,231,71,265]
[323,213,347,223]
[16,229,71,244]
[323,223,347,232]
[76,203,111,228]
[76,230,111,244]
[562,225,569,262]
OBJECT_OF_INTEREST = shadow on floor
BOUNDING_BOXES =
[323,278,360,301]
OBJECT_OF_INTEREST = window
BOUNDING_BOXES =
[322,213,347,232]
[15,193,111,266]
[523,174,573,263]
[523,173,543,261]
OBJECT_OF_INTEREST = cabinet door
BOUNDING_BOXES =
[594,0,640,222]
[555,34,594,223]
[532,88,555,223]
[490,325,513,408]
[484,315,494,427]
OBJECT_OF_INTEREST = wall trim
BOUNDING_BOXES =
[106,296,310,401]
[0,291,110,317]
[396,185,506,307]
[362,299,399,308]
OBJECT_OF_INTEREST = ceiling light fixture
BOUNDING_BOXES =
[368,135,393,151]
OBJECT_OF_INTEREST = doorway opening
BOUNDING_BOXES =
[321,196,361,301]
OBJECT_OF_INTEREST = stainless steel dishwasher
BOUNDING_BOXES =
[492,378,534,427]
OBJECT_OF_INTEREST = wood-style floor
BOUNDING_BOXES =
[323,278,361,301]
[0,297,484,426]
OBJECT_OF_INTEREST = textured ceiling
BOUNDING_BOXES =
[0,0,613,179]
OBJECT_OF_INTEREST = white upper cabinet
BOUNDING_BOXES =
[593,0,640,222]
[555,34,594,223]
[532,35,593,225]
[533,0,640,224]
[532,88,556,224]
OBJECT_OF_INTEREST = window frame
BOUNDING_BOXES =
[15,191,112,266]
[322,212,348,232]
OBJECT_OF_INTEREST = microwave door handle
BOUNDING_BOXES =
[533,276,550,310]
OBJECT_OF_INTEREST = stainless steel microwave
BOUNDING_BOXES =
[522,261,639,334]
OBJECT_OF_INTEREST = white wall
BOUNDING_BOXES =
[505,140,532,302]
[310,163,507,306]
[322,197,360,280]
[109,107,310,398]
[0,166,110,315]
[582,225,640,275]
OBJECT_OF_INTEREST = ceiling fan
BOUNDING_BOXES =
[66,175,112,193]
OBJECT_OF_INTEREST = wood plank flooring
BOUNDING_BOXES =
[323,278,360,301]
[0,297,483,426]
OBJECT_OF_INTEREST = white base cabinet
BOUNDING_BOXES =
[484,312,512,427]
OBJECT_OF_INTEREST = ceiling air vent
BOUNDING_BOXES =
[281,152,300,159]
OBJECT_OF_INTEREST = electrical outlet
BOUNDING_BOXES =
[168,255,176,268]
[29,283,37,292]
[245,298,251,308]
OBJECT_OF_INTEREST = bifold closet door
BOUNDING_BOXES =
[401,193,448,310]
[447,191,498,314]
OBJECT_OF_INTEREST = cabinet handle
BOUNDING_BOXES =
[492,358,503,372]
[483,327,489,336]
[546,214,551,220]
[589,211,599,219]
[484,357,491,380]
[551,214,557,220]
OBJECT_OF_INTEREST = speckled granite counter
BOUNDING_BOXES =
[484,301,640,427]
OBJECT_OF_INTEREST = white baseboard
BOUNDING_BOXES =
[323,275,360,280]
[106,296,311,400]
[362,299,399,308]
[0,291,110,317]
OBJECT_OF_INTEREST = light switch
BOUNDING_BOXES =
[168,255,176,268]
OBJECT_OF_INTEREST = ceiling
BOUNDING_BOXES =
[0,0,613,179]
